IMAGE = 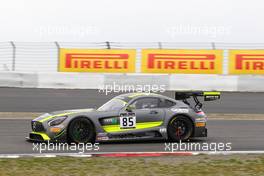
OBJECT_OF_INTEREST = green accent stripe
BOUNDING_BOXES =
[54,130,65,139]
[102,121,163,133]
[31,132,50,141]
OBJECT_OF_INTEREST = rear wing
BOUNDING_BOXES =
[175,91,220,110]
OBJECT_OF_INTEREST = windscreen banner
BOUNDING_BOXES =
[141,49,223,74]
[229,50,264,74]
[59,49,136,73]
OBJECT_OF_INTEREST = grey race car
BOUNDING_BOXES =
[27,92,220,143]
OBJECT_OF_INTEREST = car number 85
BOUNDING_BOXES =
[120,113,136,129]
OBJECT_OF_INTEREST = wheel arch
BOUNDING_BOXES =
[167,114,195,137]
[168,114,194,124]
[66,115,96,141]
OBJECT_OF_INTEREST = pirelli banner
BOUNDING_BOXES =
[59,49,136,73]
[229,50,264,74]
[141,49,223,74]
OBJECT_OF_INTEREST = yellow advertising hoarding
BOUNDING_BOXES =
[141,49,223,74]
[59,49,136,73]
[229,50,264,74]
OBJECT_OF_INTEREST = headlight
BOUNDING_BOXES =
[48,116,67,126]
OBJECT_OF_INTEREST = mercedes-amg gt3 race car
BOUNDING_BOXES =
[27,92,220,143]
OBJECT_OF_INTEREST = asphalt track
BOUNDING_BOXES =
[0,88,263,154]
[0,119,263,154]
[0,87,264,113]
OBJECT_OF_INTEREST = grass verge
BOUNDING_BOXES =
[0,154,264,176]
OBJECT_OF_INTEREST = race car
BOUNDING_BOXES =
[27,91,220,143]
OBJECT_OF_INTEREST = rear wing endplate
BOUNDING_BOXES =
[175,91,220,110]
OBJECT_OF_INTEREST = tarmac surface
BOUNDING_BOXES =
[0,88,263,154]
[0,119,263,154]
[0,88,263,114]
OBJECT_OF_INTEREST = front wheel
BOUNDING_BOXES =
[167,116,193,142]
[68,117,95,143]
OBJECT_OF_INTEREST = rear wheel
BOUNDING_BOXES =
[68,117,95,143]
[168,116,193,141]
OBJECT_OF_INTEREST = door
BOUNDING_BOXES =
[119,97,165,131]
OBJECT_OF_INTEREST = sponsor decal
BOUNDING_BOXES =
[229,50,264,74]
[103,118,118,125]
[59,49,136,73]
[204,95,220,101]
[141,49,223,74]
[159,128,167,133]
[96,133,109,141]
[171,108,189,113]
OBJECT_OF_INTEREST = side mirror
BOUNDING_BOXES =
[126,105,135,112]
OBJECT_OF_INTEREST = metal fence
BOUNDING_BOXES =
[1,42,264,72]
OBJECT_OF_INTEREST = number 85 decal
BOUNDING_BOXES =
[120,112,136,129]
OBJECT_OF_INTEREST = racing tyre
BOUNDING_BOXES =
[168,116,193,142]
[68,117,95,143]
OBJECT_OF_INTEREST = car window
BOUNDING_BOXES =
[160,99,176,108]
[131,97,160,109]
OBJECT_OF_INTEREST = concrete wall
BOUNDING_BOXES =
[1,72,263,92]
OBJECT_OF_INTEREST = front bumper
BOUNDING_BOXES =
[26,132,51,142]
[27,130,67,142]
[27,119,68,142]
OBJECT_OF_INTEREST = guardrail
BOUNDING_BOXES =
[0,42,264,91]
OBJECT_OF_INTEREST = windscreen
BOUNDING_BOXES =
[97,98,127,111]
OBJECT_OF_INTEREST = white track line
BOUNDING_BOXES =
[0,151,264,158]
[0,155,20,158]
[34,154,57,158]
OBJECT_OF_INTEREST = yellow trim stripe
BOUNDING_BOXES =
[31,132,51,141]
[128,93,154,98]
[203,92,220,96]
[102,121,163,133]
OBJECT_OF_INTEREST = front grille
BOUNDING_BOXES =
[29,133,43,141]
[31,121,45,132]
